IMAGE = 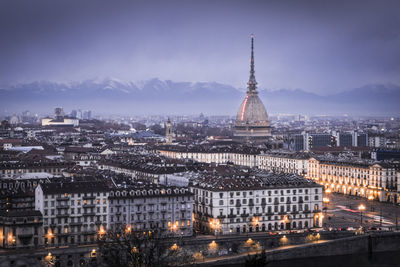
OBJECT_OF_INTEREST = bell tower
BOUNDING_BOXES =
[165,118,173,144]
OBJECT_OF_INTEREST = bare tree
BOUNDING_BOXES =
[97,225,193,267]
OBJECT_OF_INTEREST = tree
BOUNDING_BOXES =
[97,226,193,267]
[244,248,268,267]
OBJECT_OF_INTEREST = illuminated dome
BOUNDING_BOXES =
[234,35,271,142]
[235,92,269,125]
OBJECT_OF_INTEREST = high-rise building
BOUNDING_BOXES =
[305,133,336,150]
[70,110,77,118]
[338,133,353,147]
[234,35,271,142]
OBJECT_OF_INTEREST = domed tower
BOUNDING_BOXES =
[234,35,271,142]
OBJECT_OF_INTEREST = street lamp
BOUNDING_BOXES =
[358,204,366,227]
[325,188,332,194]
[42,252,56,267]
[125,224,132,235]
[209,219,221,237]
[98,225,106,239]
[46,229,55,247]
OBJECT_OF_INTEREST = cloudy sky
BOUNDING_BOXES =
[1,0,399,94]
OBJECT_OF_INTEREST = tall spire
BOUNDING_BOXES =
[247,34,258,93]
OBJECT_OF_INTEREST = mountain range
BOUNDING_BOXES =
[1,78,399,116]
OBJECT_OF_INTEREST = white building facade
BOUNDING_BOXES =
[307,157,399,203]
[35,181,109,245]
[191,174,323,235]
[108,187,194,237]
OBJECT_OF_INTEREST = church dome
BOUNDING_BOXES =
[235,92,269,126]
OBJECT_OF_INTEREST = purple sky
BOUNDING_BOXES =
[1,0,399,94]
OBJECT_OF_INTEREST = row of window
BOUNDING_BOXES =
[44,206,107,216]
[196,188,317,199]
[44,215,107,225]
[44,198,106,207]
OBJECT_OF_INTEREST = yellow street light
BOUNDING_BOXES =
[90,249,97,258]
[98,225,106,236]
[325,188,332,194]
[244,238,254,247]
[209,218,221,234]
[209,240,218,252]
[170,243,179,251]
[280,235,288,245]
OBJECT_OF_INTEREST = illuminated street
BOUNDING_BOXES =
[323,192,400,230]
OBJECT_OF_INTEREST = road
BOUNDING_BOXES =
[323,192,400,230]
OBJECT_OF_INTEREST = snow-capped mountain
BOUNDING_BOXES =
[0,78,399,115]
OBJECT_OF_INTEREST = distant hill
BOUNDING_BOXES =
[0,78,399,116]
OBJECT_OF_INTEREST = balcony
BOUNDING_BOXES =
[217,215,226,219]
[56,204,69,209]
[81,230,96,235]
[56,196,70,201]
[235,203,241,208]
[313,209,322,213]
[240,213,249,218]
[56,213,70,218]
[70,222,83,226]
[228,214,236,218]
[83,212,96,216]
[83,204,96,208]
[83,195,96,200]
[254,213,262,217]
[18,233,33,239]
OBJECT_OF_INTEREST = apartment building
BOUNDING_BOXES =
[257,152,309,175]
[307,157,399,203]
[191,172,323,235]
[108,186,194,237]
[157,146,309,175]
[0,210,43,249]
[0,161,74,178]
[35,181,110,246]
